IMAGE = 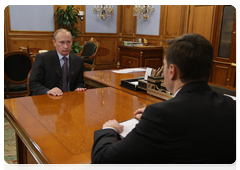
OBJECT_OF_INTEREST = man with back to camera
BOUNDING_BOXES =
[29,28,87,96]
[91,33,236,164]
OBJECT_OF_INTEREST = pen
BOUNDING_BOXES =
[154,67,160,76]
[156,66,164,77]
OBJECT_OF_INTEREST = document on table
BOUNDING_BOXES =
[119,118,139,138]
[224,94,236,101]
[144,67,152,80]
[112,68,146,74]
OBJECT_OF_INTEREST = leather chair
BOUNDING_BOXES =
[209,84,236,97]
[4,51,33,98]
[79,37,99,71]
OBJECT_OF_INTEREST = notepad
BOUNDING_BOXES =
[119,118,139,138]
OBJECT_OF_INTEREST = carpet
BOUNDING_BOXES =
[4,117,17,164]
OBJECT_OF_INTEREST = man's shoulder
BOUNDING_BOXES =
[70,52,81,58]
[70,53,83,61]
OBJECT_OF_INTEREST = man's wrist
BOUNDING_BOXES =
[102,127,116,132]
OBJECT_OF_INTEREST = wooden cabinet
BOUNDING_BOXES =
[118,45,163,69]
[211,5,236,88]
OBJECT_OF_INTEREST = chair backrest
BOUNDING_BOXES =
[81,42,97,57]
[209,84,236,97]
[4,51,33,84]
[80,38,99,71]
[4,51,33,98]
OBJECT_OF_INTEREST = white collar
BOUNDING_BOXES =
[56,51,69,60]
[173,87,182,97]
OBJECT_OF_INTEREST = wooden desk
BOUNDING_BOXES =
[4,87,153,164]
[118,45,163,69]
[84,69,164,103]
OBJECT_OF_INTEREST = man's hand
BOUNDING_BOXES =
[75,88,87,92]
[47,87,63,96]
[133,107,146,120]
[103,119,124,134]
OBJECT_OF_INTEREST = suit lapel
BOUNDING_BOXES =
[51,50,62,78]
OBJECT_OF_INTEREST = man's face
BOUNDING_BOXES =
[163,58,173,93]
[53,31,72,56]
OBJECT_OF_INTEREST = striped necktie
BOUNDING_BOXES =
[62,57,68,92]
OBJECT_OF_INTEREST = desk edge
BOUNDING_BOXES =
[4,105,51,164]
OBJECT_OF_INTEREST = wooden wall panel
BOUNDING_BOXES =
[233,68,238,88]
[229,66,236,88]
[122,5,135,36]
[9,37,54,52]
[212,63,230,86]
[162,43,169,60]
[95,39,118,65]
[145,58,160,68]
[147,39,161,47]
[188,5,216,42]
[163,5,183,38]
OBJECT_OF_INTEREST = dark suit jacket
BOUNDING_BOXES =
[29,50,85,95]
[91,81,236,164]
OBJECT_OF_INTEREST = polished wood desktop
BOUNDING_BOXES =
[84,69,164,103]
[4,87,153,164]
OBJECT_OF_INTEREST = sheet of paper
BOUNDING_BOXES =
[119,118,139,138]
[144,67,152,80]
[224,94,236,101]
[129,81,138,86]
[112,68,146,74]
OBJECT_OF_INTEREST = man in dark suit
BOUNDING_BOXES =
[29,28,86,96]
[91,33,236,164]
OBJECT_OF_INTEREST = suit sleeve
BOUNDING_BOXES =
[91,104,169,164]
[29,55,50,95]
[76,57,85,88]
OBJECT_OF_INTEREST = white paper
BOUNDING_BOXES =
[144,67,152,80]
[129,81,138,86]
[119,118,139,138]
[224,94,236,101]
[112,68,146,74]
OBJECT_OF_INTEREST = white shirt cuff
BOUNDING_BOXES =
[102,127,116,131]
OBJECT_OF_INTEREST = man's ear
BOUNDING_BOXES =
[52,40,56,47]
[169,64,178,80]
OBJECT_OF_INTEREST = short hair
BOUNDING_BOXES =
[53,28,72,41]
[165,33,213,83]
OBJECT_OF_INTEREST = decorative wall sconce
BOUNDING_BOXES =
[133,5,155,20]
[93,5,114,20]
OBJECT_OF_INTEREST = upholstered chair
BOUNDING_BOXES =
[4,51,33,98]
[79,37,99,71]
